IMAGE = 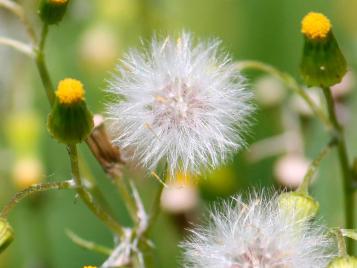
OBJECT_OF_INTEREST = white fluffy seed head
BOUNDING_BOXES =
[181,191,335,268]
[106,32,253,175]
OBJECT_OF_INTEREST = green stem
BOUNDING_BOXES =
[113,175,139,224]
[298,139,336,194]
[66,229,112,256]
[67,144,124,237]
[236,61,331,128]
[35,24,55,105]
[144,165,168,236]
[0,180,75,218]
[322,87,355,253]
[332,228,348,257]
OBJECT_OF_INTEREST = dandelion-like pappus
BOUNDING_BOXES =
[107,32,253,175]
[181,192,335,268]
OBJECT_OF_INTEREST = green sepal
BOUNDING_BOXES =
[328,256,357,268]
[39,0,69,25]
[48,100,93,144]
[0,218,14,254]
[300,32,347,88]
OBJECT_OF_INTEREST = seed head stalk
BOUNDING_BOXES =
[322,87,355,253]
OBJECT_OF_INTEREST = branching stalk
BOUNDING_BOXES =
[298,139,336,194]
[0,180,75,218]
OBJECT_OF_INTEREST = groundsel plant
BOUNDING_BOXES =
[182,192,335,268]
[107,32,253,175]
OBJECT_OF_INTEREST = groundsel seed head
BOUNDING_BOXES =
[107,32,253,175]
[181,191,335,268]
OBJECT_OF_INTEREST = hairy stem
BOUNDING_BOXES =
[67,144,124,237]
[322,87,355,253]
[236,60,331,128]
[0,180,75,218]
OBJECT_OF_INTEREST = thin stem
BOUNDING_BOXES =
[236,60,331,128]
[322,87,355,253]
[0,0,37,44]
[0,37,33,57]
[113,175,139,224]
[66,229,112,256]
[0,180,75,218]
[144,165,168,235]
[67,144,124,237]
[35,24,55,105]
[39,24,48,52]
[297,139,336,194]
[332,228,348,257]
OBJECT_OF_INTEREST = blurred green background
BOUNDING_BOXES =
[1,0,357,267]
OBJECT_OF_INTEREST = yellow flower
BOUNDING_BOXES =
[83,266,97,268]
[56,78,85,105]
[301,12,331,40]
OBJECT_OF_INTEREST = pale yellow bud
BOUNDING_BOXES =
[279,192,319,221]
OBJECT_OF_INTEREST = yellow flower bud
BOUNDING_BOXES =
[39,0,69,25]
[48,78,93,144]
[300,12,347,87]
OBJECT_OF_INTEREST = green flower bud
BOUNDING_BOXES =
[278,192,319,221]
[48,78,93,144]
[0,218,14,253]
[300,12,347,88]
[39,0,69,25]
[328,256,357,268]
